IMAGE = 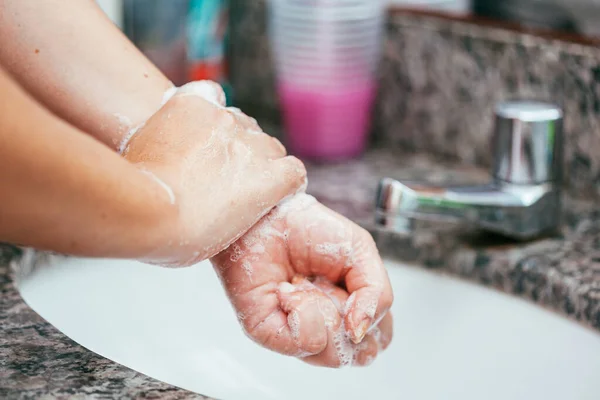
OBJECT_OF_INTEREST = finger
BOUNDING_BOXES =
[212,241,306,357]
[253,156,307,208]
[277,281,339,356]
[243,130,287,160]
[227,107,263,133]
[296,277,366,368]
[352,330,379,367]
[350,312,394,367]
[343,227,394,344]
[311,276,350,314]
[210,260,303,357]
[279,202,392,344]
[211,220,289,300]
[225,106,285,158]
[372,312,393,351]
[305,313,392,368]
[305,276,392,366]
[177,80,226,107]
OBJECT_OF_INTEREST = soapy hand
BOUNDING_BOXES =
[211,194,394,367]
[122,81,306,267]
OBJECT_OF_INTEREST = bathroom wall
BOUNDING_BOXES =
[227,0,600,199]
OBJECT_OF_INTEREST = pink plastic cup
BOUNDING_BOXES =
[269,0,384,160]
[278,79,377,160]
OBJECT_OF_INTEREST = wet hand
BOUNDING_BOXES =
[211,194,394,367]
[122,81,306,267]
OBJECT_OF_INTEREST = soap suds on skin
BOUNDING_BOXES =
[177,81,226,107]
[161,85,177,105]
[233,193,375,367]
[241,260,254,281]
[278,278,376,368]
[139,169,176,205]
[119,81,264,154]
[118,125,142,154]
[333,321,354,367]
[229,243,245,262]
[114,113,132,130]
[314,242,353,263]
[288,310,301,341]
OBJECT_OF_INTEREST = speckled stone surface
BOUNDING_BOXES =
[228,1,600,199]
[0,249,206,399]
[1,150,599,398]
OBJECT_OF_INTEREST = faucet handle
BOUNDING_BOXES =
[492,101,563,185]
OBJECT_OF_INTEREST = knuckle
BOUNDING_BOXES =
[303,334,328,355]
[286,156,307,178]
[238,114,254,127]
[271,137,287,155]
[356,226,375,246]
[220,109,237,128]
[204,81,226,104]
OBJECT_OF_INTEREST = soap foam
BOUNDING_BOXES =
[229,244,245,262]
[177,81,226,107]
[314,242,353,262]
[248,243,265,254]
[333,322,354,367]
[241,260,254,281]
[118,124,142,154]
[114,113,133,131]
[288,310,301,341]
[139,170,176,205]
[275,193,316,218]
[161,85,178,106]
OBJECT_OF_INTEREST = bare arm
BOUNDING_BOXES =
[0,70,306,264]
[0,0,173,149]
[0,67,173,258]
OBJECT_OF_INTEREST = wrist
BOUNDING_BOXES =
[121,166,182,262]
[116,84,177,154]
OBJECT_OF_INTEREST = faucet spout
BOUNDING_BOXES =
[375,101,564,241]
[375,178,560,240]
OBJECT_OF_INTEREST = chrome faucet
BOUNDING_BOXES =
[375,101,564,240]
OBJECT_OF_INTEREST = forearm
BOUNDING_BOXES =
[0,68,174,258]
[0,0,173,149]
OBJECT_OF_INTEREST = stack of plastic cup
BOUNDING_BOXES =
[269,0,385,160]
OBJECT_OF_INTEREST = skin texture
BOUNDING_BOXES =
[0,0,173,149]
[212,194,394,367]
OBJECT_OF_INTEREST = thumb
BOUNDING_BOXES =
[265,156,308,201]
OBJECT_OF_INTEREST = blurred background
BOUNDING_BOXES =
[94,0,600,196]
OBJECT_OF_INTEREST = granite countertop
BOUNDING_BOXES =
[1,149,599,399]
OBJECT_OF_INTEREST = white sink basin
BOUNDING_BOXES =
[18,257,600,400]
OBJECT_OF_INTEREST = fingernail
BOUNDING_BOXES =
[352,318,371,344]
